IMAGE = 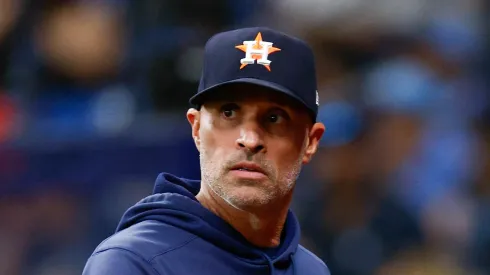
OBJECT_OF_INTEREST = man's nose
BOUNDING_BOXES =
[236,125,265,154]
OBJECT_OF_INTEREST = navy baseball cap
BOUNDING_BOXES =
[189,27,319,120]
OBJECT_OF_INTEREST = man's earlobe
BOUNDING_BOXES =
[187,108,201,150]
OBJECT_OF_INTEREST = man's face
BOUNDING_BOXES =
[187,85,324,211]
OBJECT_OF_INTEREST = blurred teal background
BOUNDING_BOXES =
[0,0,488,274]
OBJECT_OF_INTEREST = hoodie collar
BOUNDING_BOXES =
[118,172,300,266]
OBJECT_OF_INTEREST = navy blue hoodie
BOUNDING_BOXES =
[82,173,330,275]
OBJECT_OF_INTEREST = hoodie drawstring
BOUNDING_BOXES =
[263,254,275,275]
[263,254,297,275]
[290,254,296,275]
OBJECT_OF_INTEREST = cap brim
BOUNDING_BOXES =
[189,78,310,113]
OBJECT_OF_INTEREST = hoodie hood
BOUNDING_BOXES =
[115,172,301,267]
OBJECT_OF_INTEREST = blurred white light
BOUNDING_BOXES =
[90,86,135,136]
[276,0,429,35]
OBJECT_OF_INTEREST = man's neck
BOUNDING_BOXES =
[196,186,292,248]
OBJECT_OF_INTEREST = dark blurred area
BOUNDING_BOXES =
[0,0,488,274]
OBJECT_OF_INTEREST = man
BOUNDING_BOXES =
[82,27,329,274]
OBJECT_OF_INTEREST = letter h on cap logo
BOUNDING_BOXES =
[235,32,281,71]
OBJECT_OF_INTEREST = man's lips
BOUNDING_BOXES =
[230,162,267,175]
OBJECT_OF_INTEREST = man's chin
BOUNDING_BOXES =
[221,187,274,210]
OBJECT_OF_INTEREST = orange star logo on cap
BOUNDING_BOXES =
[235,32,281,71]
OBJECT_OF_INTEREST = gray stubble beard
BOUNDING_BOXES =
[199,142,307,210]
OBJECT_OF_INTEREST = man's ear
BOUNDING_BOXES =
[187,108,201,151]
[302,122,325,164]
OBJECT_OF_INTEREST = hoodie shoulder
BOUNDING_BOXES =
[94,220,199,261]
[83,248,159,275]
[295,245,331,275]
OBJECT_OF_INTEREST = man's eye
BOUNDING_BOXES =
[223,109,235,118]
[221,104,239,118]
[268,113,284,124]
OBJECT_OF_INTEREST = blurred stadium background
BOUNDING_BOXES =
[0,0,489,274]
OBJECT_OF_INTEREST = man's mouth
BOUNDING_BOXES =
[230,162,267,175]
